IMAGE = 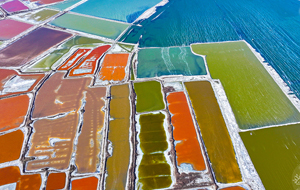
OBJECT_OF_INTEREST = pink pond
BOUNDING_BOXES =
[1,0,28,13]
[0,19,33,41]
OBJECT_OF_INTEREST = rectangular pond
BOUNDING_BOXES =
[191,41,300,129]
[50,13,130,40]
[185,81,242,183]
[137,47,206,78]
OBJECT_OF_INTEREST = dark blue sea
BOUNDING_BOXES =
[120,0,300,99]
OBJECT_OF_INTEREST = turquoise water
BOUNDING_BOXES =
[120,0,300,99]
[137,47,206,78]
[48,0,82,11]
[71,0,161,23]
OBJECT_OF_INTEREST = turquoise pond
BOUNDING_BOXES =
[120,0,300,99]
[137,47,207,78]
[71,0,161,23]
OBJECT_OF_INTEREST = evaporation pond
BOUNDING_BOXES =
[71,0,161,23]
[191,41,300,129]
[137,112,172,189]
[1,0,28,13]
[50,13,129,40]
[240,123,300,190]
[167,91,206,171]
[185,81,242,183]
[134,80,165,113]
[13,9,59,24]
[106,84,131,189]
[98,53,129,82]
[25,36,105,72]
[48,0,82,11]
[0,19,33,41]
[137,47,206,78]
[0,27,72,68]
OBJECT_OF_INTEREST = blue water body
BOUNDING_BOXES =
[120,0,300,100]
[71,0,161,23]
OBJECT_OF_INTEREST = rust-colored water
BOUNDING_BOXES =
[0,130,23,163]
[46,173,66,190]
[58,49,90,71]
[69,45,110,77]
[98,53,129,81]
[0,166,41,190]
[167,91,206,171]
[0,95,29,132]
[71,177,98,190]
[184,81,242,183]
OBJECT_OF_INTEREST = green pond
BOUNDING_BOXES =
[14,9,59,23]
[137,47,206,78]
[191,41,300,129]
[240,123,300,190]
[137,113,172,189]
[134,81,165,113]
[50,13,130,40]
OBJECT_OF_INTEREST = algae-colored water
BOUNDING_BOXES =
[191,41,300,129]
[14,8,59,23]
[185,81,242,183]
[25,36,104,72]
[118,43,134,52]
[137,113,172,189]
[137,47,206,78]
[106,84,131,189]
[134,81,165,113]
[50,13,129,39]
[240,123,300,190]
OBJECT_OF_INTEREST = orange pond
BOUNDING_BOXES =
[71,177,98,190]
[68,45,110,77]
[0,69,44,98]
[0,130,23,163]
[0,166,41,190]
[46,173,66,190]
[57,48,91,71]
[98,53,129,81]
[166,91,206,171]
[184,81,242,183]
[0,95,29,132]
